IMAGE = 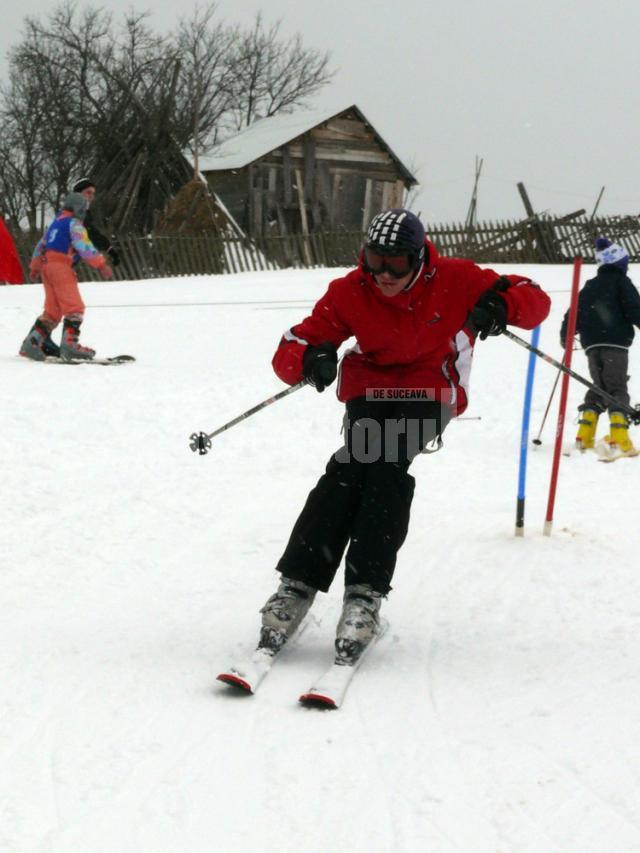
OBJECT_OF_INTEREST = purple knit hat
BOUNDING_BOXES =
[595,236,629,273]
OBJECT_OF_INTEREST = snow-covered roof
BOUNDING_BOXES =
[198,104,416,185]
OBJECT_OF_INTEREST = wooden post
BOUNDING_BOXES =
[362,179,374,231]
[294,168,313,266]
[590,186,605,221]
[517,181,555,261]
[282,146,293,207]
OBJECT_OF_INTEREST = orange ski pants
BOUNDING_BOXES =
[40,252,85,326]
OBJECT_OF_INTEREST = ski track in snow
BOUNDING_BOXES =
[2,266,640,853]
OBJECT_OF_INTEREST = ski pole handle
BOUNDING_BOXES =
[189,380,307,455]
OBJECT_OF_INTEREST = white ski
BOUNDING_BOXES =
[217,617,311,695]
[595,438,639,463]
[44,354,135,365]
[597,451,639,463]
[216,647,277,694]
[299,618,389,709]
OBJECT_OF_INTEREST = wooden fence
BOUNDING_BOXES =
[12,214,640,282]
[74,231,367,281]
[427,214,640,264]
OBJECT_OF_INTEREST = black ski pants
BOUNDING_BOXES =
[276,398,452,595]
[583,346,630,414]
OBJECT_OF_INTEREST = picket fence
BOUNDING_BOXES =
[12,214,640,282]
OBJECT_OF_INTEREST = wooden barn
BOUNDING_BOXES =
[198,104,417,237]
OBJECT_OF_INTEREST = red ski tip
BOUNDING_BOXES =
[299,692,337,709]
[217,673,253,693]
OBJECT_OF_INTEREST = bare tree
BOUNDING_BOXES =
[174,3,238,168]
[227,13,333,132]
[5,2,116,222]
[0,70,51,231]
[0,1,335,234]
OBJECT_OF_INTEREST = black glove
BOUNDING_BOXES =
[302,342,338,392]
[469,287,508,340]
[107,245,120,266]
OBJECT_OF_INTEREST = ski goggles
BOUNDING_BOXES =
[364,246,416,278]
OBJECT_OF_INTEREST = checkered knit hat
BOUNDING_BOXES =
[366,209,426,264]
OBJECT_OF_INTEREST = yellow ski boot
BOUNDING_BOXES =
[601,412,639,460]
[575,408,598,451]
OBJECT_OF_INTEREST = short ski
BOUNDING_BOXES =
[217,647,276,694]
[217,618,310,695]
[597,452,638,463]
[44,354,135,365]
[595,439,639,463]
[299,618,389,710]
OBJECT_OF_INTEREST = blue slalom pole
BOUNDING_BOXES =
[515,324,541,536]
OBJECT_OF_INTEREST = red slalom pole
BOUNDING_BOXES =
[544,257,582,536]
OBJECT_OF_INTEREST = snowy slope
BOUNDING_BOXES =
[1,266,640,853]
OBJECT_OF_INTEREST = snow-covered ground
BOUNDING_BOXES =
[1,265,639,853]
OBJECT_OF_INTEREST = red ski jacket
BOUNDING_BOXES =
[272,240,551,415]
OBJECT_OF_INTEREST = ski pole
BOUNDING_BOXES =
[515,325,540,536]
[189,380,307,455]
[531,368,561,446]
[502,329,640,424]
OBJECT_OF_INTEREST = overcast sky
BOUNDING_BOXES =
[2,0,640,223]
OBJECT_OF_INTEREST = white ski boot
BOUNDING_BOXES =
[334,583,383,665]
[258,577,317,653]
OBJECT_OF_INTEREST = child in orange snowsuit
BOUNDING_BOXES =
[19,192,113,361]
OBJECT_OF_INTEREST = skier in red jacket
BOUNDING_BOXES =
[259,209,550,666]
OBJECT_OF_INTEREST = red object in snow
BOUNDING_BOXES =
[544,256,582,535]
[0,219,25,284]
